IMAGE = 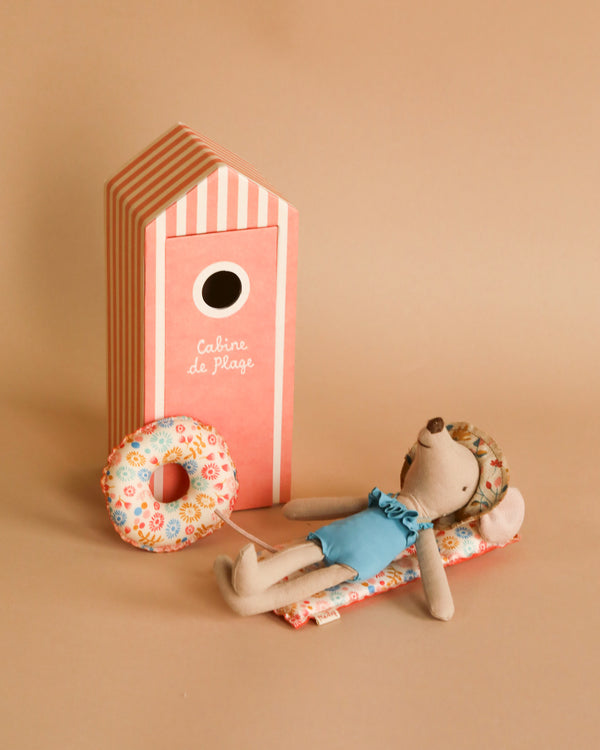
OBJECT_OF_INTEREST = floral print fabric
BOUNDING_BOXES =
[101,416,238,552]
[272,520,519,628]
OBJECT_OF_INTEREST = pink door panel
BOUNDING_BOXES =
[163,226,278,509]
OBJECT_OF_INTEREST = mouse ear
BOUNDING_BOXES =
[479,487,525,544]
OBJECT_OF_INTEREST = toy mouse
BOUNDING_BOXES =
[214,418,524,620]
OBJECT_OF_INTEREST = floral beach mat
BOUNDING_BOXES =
[269,521,519,628]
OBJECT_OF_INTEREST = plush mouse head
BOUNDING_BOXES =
[401,419,510,529]
[399,417,479,521]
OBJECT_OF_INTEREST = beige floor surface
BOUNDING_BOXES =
[3,393,598,750]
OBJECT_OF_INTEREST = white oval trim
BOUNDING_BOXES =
[192,261,250,318]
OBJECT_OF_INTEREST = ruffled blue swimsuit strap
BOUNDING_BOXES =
[368,487,433,546]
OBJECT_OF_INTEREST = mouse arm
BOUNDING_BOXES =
[283,496,369,521]
[416,526,455,621]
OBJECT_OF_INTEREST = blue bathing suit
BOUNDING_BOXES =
[307,488,433,582]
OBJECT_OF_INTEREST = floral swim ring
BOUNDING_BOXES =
[101,416,239,552]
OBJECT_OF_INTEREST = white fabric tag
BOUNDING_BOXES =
[314,608,341,626]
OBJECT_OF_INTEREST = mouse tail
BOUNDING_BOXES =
[214,510,278,553]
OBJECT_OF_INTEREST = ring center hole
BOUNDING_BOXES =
[152,464,191,504]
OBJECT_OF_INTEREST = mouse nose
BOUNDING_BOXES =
[426,417,445,434]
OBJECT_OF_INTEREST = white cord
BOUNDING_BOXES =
[214,510,278,553]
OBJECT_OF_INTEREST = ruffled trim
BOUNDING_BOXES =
[368,487,433,545]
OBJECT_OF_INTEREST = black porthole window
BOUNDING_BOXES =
[201,270,243,310]
[192,261,250,318]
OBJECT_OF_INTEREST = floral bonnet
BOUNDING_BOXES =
[401,422,510,530]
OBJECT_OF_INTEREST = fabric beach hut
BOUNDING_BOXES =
[105,123,298,509]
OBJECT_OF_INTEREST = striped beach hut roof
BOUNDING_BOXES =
[106,123,282,226]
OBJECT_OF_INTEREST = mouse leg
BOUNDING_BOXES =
[232,541,324,596]
[214,555,354,616]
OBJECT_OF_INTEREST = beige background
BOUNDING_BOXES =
[2,2,599,748]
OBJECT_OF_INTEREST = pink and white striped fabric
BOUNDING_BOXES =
[105,124,298,508]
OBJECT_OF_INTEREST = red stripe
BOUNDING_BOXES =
[107,126,185,194]
[206,169,218,233]
[227,170,238,230]
[166,204,177,238]
[186,186,198,235]
[132,156,219,231]
[120,142,208,224]
[246,179,259,229]
[144,221,156,425]
[267,192,279,227]
[280,206,299,503]
[189,130,271,189]
[109,180,121,447]
[118,199,126,443]
[133,225,145,432]
[105,186,114,449]
[110,129,191,226]
[127,202,134,437]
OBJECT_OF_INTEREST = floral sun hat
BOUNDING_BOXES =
[401,422,510,530]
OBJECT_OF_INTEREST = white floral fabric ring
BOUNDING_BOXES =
[101,416,239,552]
